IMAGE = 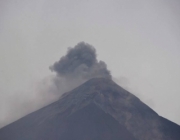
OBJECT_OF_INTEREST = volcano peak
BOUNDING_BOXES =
[0,78,180,140]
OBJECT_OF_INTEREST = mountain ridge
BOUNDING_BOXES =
[0,77,179,140]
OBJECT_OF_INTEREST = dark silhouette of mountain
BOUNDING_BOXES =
[0,78,179,140]
[160,117,180,140]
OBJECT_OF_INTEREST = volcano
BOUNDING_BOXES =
[0,78,179,140]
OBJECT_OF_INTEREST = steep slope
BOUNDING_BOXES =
[0,78,179,140]
[160,116,180,140]
[0,102,136,140]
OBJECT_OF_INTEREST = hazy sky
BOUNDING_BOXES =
[0,0,180,127]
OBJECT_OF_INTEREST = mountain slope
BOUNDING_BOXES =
[160,116,180,140]
[0,78,179,140]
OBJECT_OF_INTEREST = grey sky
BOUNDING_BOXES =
[0,0,180,127]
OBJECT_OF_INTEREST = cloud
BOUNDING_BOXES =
[50,42,111,80]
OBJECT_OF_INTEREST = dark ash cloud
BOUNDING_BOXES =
[50,42,112,80]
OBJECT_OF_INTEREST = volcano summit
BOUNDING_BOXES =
[0,42,180,140]
[0,78,179,140]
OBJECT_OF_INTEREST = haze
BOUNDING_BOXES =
[0,0,180,128]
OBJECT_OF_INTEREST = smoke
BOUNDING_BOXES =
[51,42,111,80]
[49,42,112,92]
[0,42,112,128]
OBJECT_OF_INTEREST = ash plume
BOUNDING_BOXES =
[50,42,111,80]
